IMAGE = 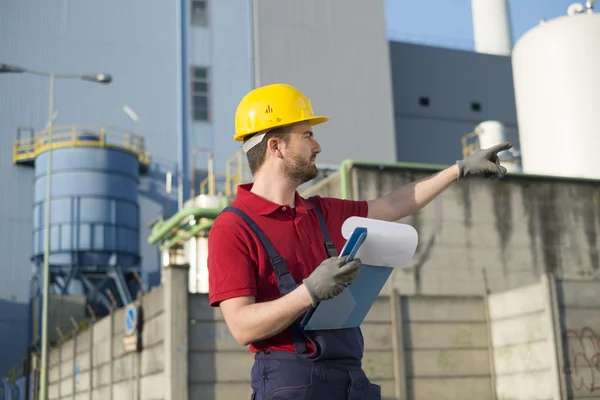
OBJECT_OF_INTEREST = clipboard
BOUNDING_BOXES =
[299,216,418,331]
[300,226,368,329]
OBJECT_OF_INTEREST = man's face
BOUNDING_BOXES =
[279,121,322,185]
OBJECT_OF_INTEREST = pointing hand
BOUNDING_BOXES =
[457,142,513,180]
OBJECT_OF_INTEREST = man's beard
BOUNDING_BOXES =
[282,153,318,186]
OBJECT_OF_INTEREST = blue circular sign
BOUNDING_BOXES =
[124,304,137,336]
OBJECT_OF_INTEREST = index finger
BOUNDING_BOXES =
[486,142,512,154]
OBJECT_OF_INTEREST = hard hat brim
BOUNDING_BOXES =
[234,115,329,142]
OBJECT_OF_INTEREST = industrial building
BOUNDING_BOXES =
[1,0,600,398]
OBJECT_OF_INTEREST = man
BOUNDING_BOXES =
[207,83,511,399]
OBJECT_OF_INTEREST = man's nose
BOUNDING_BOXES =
[313,139,322,154]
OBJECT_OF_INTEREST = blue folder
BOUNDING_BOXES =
[300,226,394,331]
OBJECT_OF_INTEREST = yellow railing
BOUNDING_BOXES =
[197,151,252,197]
[461,130,480,159]
[197,150,251,197]
[199,173,224,195]
[224,151,251,197]
[12,124,151,167]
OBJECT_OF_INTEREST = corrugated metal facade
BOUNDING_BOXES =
[187,0,254,180]
[389,41,518,165]
[253,0,397,166]
[0,301,28,376]
[0,0,179,375]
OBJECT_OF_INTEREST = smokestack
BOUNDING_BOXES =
[471,0,513,56]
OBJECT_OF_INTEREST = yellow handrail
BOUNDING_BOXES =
[461,130,480,159]
[199,174,226,195]
[193,150,251,198]
[13,124,151,167]
[224,150,250,197]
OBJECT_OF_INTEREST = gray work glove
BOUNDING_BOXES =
[456,142,513,180]
[303,255,361,307]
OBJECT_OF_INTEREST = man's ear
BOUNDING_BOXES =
[267,137,284,159]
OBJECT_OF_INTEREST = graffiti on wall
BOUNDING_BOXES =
[566,327,600,393]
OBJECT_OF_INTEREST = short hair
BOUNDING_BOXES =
[245,127,290,175]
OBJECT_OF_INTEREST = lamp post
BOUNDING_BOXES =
[0,63,112,400]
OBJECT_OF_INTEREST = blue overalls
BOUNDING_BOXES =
[223,198,382,400]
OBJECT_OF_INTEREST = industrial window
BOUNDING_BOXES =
[471,102,482,112]
[191,66,210,122]
[191,0,209,26]
[419,96,430,107]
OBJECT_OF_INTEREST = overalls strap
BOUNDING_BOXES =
[221,206,291,280]
[221,205,307,354]
[305,197,338,258]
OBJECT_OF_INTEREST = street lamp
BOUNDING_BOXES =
[0,63,112,400]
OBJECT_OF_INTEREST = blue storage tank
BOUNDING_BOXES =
[17,127,149,317]
[32,146,140,270]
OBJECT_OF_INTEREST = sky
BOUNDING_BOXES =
[385,0,579,50]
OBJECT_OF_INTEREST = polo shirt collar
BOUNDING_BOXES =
[235,183,315,216]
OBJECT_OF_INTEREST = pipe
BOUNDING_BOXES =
[161,220,214,250]
[208,151,215,195]
[336,156,596,196]
[147,207,225,244]
[39,73,55,400]
[338,159,449,199]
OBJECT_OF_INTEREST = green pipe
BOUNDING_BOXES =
[338,157,600,201]
[148,206,225,244]
[338,159,448,200]
[161,220,214,249]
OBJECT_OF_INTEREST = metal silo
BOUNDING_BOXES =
[13,125,150,342]
[512,6,600,178]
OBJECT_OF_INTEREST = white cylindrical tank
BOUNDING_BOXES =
[186,236,210,294]
[512,12,600,178]
[475,121,522,173]
[476,120,507,149]
[182,193,225,293]
[471,0,513,56]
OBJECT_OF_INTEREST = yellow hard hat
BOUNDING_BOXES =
[234,83,329,143]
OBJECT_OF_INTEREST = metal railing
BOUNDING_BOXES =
[461,130,480,159]
[13,125,151,167]
[199,174,224,196]
[198,150,252,197]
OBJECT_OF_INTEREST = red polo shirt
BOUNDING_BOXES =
[207,183,368,354]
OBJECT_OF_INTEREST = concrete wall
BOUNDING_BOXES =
[38,264,189,400]
[187,290,494,400]
[558,279,600,399]
[186,293,400,399]
[399,293,493,400]
[187,294,253,399]
[47,285,165,400]
[488,277,562,400]
[303,163,600,296]
[32,263,600,400]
